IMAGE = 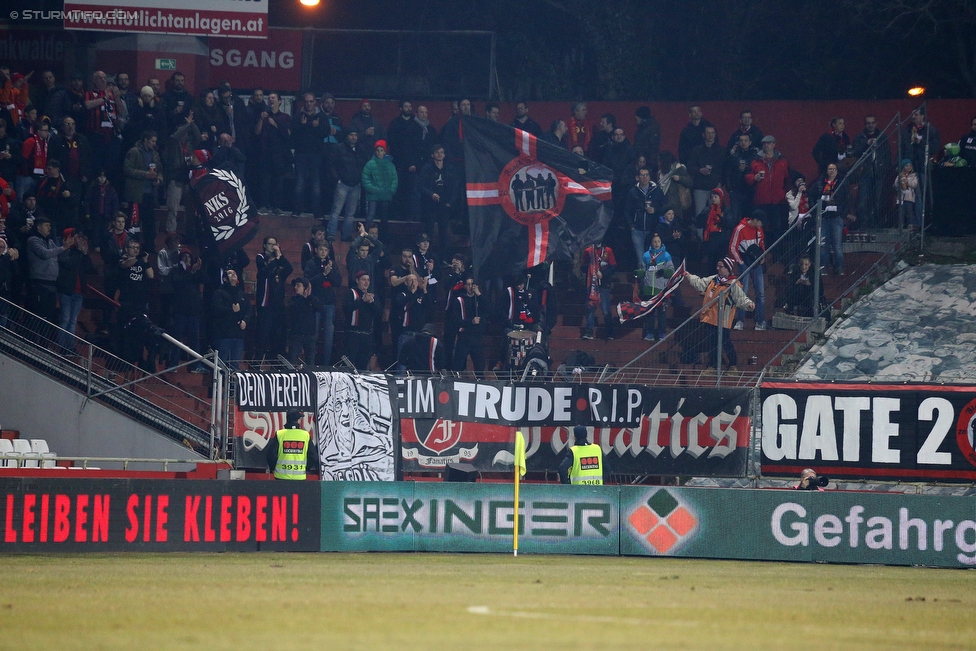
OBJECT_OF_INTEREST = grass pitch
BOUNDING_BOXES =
[0,553,973,651]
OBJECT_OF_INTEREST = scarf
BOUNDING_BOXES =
[29,136,48,175]
[658,164,676,196]
[415,115,431,139]
[911,124,925,144]
[39,174,62,200]
[586,245,607,307]
[646,247,668,266]
[822,178,837,198]
[830,129,850,153]
[704,203,724,241]
[85,89,117,133]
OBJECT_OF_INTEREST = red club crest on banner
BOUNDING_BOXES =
[955,397,976,468]
[401,418,467,456]
[463,116,614,279]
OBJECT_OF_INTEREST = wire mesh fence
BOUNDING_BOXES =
[602,106,930,386]
[307,30,496,100]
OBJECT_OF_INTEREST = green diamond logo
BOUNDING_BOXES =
[646,489,679,517]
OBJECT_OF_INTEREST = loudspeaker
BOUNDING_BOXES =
[444,462,478,482]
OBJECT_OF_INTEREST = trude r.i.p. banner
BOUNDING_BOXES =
[398,378,751,477]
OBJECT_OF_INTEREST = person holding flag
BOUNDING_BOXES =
[680,257,755,373]
[638,234,675,341]
[558,426,605,485]
[625,167,667,266]
[580,239,616,341]
[615,259,685,330]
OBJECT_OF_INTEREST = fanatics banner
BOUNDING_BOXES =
[760,382,976,482]
[396,378,751,476]
[462,115,613,280]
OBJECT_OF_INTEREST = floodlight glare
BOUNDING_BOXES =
[907,87,925,97]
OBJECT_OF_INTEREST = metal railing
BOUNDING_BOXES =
[0,294,227,458]
[0,455,226,471]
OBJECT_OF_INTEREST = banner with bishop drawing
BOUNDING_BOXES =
[314,372,396,481]
[232,371,397,480]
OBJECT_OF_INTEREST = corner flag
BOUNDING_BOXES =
[513,430,526,556]
[514,430,527,478]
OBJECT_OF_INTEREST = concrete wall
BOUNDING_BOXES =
[0,354,204,470]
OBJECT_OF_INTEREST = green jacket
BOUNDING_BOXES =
[122,142,163,203]
[361,155,398,201]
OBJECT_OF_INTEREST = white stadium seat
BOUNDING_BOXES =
[30,439,57,469]
[0,439,13,467]
[11,439,39,468]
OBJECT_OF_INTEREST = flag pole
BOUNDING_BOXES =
[513,429,526,557]
[513,460,520,557]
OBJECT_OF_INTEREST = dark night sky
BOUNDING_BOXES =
[17,0,972,100]
[266,0,974,101]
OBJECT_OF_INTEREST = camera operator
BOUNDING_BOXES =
[795,468,828,491]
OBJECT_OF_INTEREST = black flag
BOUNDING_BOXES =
[188,168,259,257]
[462,116,613,280]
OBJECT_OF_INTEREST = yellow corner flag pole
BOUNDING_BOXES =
[514,430,526,557]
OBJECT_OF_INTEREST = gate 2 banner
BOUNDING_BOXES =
[397,379,751,477]
[760,382,976,482]
[0,479,320,552]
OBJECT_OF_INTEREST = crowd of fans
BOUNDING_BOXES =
[0,62,974,376]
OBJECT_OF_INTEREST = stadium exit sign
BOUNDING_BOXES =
[155,58,177,70]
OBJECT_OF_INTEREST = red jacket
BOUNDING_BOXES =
[0,177,14,217]
[746,153,789,205]
[729,217,765,265]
